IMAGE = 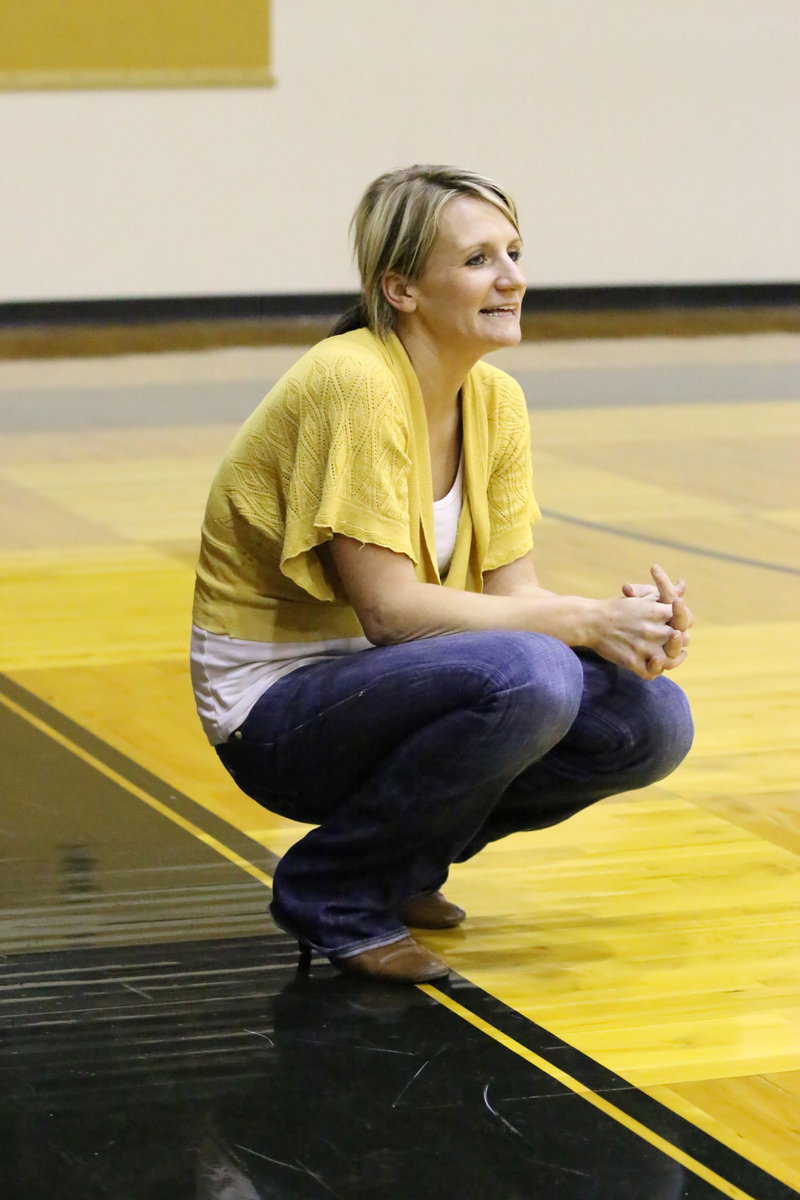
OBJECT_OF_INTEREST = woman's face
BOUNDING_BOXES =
[399,195,526,358]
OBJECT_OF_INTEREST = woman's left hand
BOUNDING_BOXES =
[622,565,693,674]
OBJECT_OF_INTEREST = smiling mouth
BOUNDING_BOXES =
[480,305,518,316]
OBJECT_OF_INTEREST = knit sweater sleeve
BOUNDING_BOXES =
[482,374,541,572]
[238,349,415,602]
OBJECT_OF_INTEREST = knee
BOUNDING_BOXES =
[631,675,694,784]
[482,632,584,745]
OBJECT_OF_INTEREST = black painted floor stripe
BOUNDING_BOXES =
[3,674,797,1198]
[0,673,280,877]
[0,937,739,1200]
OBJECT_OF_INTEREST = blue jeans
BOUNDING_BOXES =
[216,632,693,959]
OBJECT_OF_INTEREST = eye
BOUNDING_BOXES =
[508,247,522,262]
[465,253,487,267]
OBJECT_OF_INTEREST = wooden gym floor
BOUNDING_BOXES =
[0,329,798,1198]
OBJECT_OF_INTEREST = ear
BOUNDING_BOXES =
[382,271,417,314]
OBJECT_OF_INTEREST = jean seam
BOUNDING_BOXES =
[271,896,408,958]
[245,654,520,747]
[330,929,410,959]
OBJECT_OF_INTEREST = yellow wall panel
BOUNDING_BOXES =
[0,0,272,90]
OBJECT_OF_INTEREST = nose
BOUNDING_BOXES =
[499,253,526,292]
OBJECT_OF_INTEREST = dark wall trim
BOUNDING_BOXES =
[0,292,356,327]
[527,282,800,311]
[1,283,799,328]
[2,285,799,358]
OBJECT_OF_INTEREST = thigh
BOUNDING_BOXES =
[216,630,576,823]
[215,632,517,820]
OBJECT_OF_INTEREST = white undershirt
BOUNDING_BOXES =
[432,453,464,576]
[191,459,464,744]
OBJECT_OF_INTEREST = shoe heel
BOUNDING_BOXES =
[270,902,314,974]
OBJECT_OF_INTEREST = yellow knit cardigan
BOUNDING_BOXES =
[193,329,540,644]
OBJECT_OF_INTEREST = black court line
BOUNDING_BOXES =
[1,674,797,1199]
[0,674,280,880]
[543,509,800,577]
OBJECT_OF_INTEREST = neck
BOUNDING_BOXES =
[394,324,476,418]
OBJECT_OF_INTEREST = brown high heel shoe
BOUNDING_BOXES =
[271,903,449,983]
[333,936,449,983]
[398,891,466,929]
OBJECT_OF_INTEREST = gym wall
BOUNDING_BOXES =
[1,0,797,304]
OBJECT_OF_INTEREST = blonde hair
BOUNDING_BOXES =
[331,165,520,339]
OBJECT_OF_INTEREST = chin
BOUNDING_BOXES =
[485,322,522,350]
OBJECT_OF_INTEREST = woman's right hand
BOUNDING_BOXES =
[588,595,678,680]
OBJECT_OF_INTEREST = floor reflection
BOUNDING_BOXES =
[1,934,720,1200]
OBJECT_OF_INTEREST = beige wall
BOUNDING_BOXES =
[1,0,798,302]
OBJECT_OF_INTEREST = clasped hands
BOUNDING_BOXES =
[621,564,692,680]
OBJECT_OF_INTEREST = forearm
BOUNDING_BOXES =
[329,537,679,680]
[364,578,597,647]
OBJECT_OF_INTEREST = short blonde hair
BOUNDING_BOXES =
[346,165,520,339]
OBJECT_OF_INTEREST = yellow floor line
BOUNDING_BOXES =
[423,986,759,1200]
[3,685,761,1199]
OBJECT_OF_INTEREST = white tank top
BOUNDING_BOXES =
[432,453,464,576]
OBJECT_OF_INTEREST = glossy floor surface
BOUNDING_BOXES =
[1,333,799,1198]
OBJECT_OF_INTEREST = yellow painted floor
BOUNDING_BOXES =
[1,333,798,1190]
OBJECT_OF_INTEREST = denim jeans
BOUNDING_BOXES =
[216,632,693,959]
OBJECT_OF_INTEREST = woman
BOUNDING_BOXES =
[191,165,693,984]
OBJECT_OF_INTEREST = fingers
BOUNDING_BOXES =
[622,582,659,599]
[645,648,688,678]
[647,626,690,677]
[664,630,683,659]
[628,613,683,678]
[644,655,664,678]
[645,602,678,641]
[651,564,694,635]
[650,563,677,603]
[671,598,692,633]
[628,569,688,612]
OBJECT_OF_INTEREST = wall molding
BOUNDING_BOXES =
[2,286,798,359]
[2,284,799,329]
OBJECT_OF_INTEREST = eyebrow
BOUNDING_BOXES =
[457,235,523,255]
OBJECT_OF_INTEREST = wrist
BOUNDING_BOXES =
[575,597,605,650]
